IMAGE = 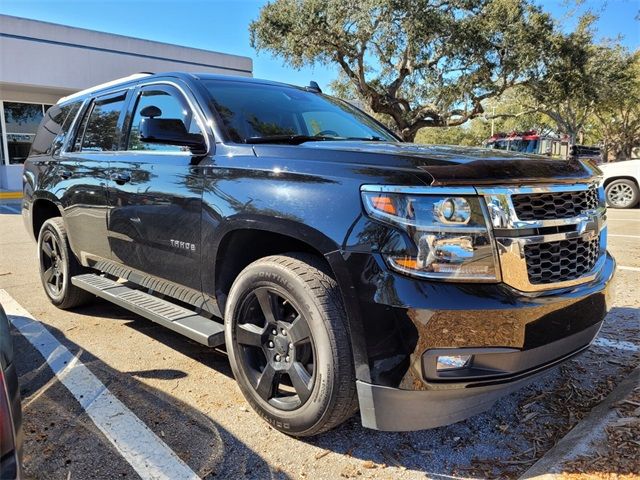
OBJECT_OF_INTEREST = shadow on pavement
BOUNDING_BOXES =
[11,318,288,480]
[16,299,638,479]
[70,298,234,380]
[125,368,188,380]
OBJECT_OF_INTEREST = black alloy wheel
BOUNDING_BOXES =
[234,286,315,410]
[40,229,66,299]
[38,217,94,309]
[225,253,358,437]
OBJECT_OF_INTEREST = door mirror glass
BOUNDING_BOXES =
[140,116,206,153]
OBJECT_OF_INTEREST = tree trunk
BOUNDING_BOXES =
[401,130,417,143]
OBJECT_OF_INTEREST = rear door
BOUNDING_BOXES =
[59,91,129,265]
[107,82,206,293]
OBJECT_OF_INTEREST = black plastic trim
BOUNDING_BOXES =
[357,328,597,431]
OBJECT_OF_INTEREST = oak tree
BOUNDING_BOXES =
[250,0,556,141]
[524,15,633,146]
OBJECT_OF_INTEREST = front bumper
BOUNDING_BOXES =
[357,321,600,431]
[338,250,615,431]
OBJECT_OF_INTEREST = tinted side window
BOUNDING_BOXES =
[55,102,82,154]
[72,104,92,152]
[30,102,81,155]
[128,88,201,151]
[81,95,126,152]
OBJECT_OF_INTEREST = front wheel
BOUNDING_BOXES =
[224,253,358,437]
[605,179,639,209]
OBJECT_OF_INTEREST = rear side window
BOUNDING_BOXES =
[79,94,126,152]
[30,102,81,156]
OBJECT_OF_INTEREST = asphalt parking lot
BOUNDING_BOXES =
[0,201,638,480]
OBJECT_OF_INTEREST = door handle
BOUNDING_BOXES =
[110,172,131,185]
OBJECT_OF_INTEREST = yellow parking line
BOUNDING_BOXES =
[0,191,22,200]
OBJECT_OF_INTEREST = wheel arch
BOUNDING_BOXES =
[208,220,372,384]
[31,195,64,240]
[211,221,338,312]
[603,175,639,189]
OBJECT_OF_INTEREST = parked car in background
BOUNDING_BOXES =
[0,304,22,479]
[484,130,601,161]
[599,159,640,209]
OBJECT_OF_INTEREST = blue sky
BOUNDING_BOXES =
[1,0,638,93]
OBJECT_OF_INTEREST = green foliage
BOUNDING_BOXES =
[524,14,634,144]
[415,87,553,146]
[415,121,488,147]
[588,51,640,160]
[250,0,556,141]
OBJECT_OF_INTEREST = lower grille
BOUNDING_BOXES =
[524,237,600,284]
[512,186,599,220]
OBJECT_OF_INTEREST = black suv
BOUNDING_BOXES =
[23,72,615,436]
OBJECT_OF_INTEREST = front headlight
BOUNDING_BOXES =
[361,186,500,281]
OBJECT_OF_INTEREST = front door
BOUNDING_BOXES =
[107,83,206,293]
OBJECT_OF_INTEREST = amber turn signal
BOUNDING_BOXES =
[370,195,397,215]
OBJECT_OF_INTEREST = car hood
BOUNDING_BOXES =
[252,141,597,185]
[598,159,640,176]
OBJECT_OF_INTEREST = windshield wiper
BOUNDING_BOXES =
[244,134,387,145]
[344,136,384,141]
[244,135,339,145]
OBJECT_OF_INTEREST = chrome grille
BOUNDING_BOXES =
[511,186,599,220]
[479,182,606,292]
[524,237,600,284]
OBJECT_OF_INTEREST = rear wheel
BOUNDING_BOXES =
[224,253,358,437]
[605,179,639,209]
[38,218,94,309]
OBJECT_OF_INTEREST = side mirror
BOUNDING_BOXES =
[139,114,206,155]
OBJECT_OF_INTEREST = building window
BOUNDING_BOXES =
[3,102,46,164]
[0,111,4,165]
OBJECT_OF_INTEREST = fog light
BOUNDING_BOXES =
[436,355,472,371]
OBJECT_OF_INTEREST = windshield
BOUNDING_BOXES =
[202,79,398,144]
[509,139,539,153]
[487,139,539,153]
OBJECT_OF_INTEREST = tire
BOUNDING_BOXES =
[605,179,639,209]
[38,217,94,309]
[224,253,358,437]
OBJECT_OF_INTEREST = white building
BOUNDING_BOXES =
[0,14,253,190]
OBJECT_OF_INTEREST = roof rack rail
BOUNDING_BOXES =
[59,73,153,103]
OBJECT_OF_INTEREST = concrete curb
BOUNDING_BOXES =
[520,366,640,479]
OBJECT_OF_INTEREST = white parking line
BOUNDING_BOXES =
[593,337,640,353]
[0,205,20,214]
[619,265,640,272]
[0,290,201,480]
[609,234,640,239]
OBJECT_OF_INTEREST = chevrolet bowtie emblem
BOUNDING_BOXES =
[577,210,600,241]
